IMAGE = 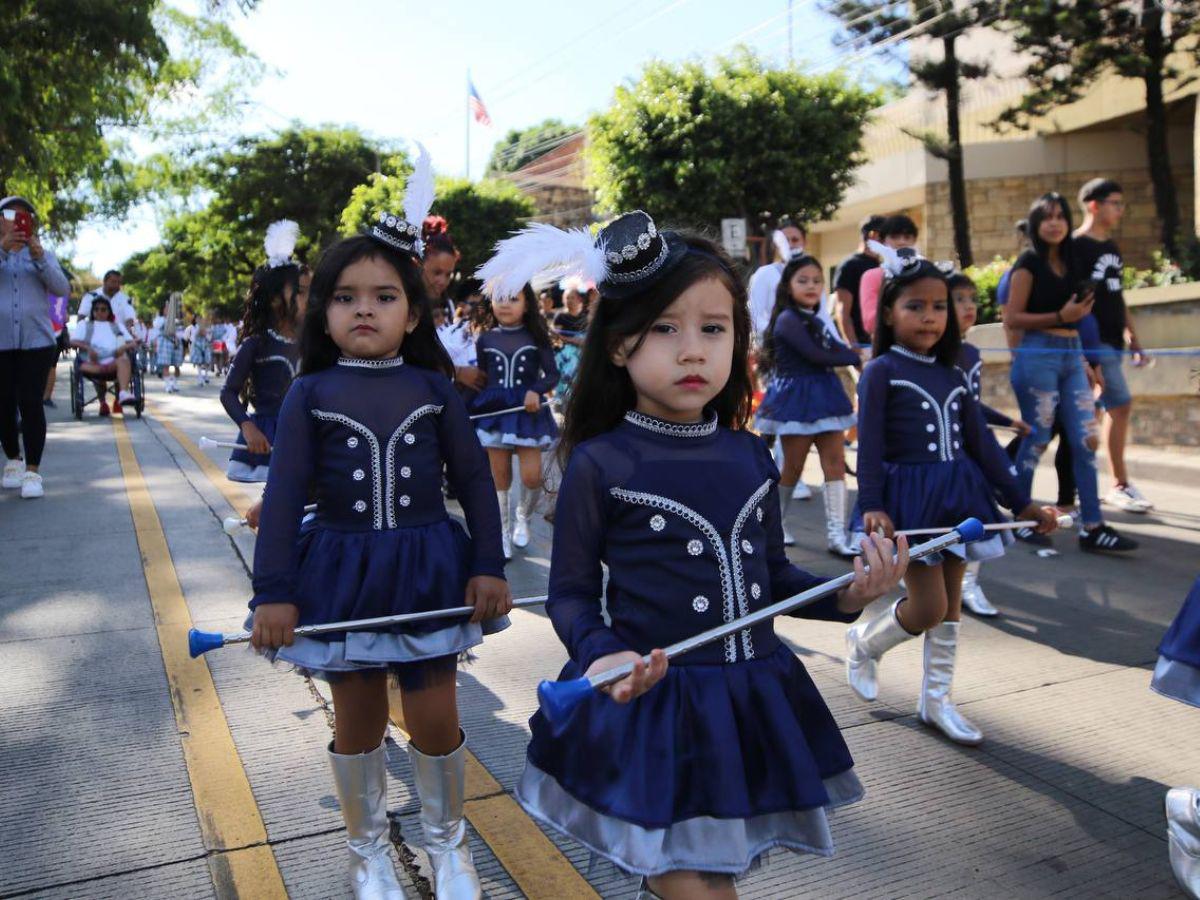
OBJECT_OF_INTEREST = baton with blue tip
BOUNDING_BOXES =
[536,517,988,725]
[187,594,548,658]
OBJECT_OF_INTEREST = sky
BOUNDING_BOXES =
[67,0,892,275]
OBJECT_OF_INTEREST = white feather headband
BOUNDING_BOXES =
[404,143,435,254]
[772,228,792,263]
[264,219,300,268]
[476,223,609,300]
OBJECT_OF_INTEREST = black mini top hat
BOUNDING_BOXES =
[370,212,424,259]
[595,210,689,299]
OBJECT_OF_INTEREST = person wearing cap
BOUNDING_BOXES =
[0,196,71,499]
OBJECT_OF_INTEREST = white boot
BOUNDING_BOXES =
[917,621,983,745]
[845,598,915,701]
[497,490,512,560]
[1166,787,1200,899]
[327,742,406,899]
[408,733,482,900]
[960,561,998,617]
[513,486,540,549]
[791,481,812,500]
[778,489,797,546]
[822,480,858,557]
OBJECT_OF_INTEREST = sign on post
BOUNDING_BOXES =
[721,218,747,258]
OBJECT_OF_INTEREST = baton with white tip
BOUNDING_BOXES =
[536,517,987,725]
[221,503,318,535]
[187,595,549,658]
[896,514,1072,538]
[468,403,545,421]
[199,435,266,452]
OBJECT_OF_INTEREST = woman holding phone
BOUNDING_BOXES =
[0,196,71,499]
[1003,192,1136,554]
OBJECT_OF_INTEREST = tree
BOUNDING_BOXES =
[485,119,580,176]
[0,1,261,238]
[341,174,536,278]
[122,127,398,315]
[824,0,996,267]
[998,0,1199,257]
[586,50,880,230]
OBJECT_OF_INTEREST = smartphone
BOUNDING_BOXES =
[13,209,33,239]
[1076,278,1101,301]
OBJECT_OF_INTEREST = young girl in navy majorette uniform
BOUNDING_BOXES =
[844,248,1055,746]
[479,211,908,899]
[250,150,512,900]
[754,254,860,557]
[220,221,303,483]
[469,282,558,558]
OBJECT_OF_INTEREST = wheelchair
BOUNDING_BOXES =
[70,347,144,420]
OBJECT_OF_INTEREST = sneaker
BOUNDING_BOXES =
[119,390,135,404]
[791,482,812,501]
[1014,526,1052,547]
[20,471,43,499]
[111,398,123,415]
[1106,483,1153,513]
[2,459,24,489]
[1079,523,1138,553]
[98,399,111,417]
[42,398,56,408]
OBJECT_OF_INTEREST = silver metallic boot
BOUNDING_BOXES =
[845,598,914,701]
[496,490,512,560]
[513,486,540,549]
[960,561,998,617]
[779,488,797,546]
[822,480,859,557]
[1167,787,1200,899]
[407,732,482,900]
[327,742,406,900]
[917,621,983,745]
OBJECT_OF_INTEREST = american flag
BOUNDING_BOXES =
[468,79,491,127]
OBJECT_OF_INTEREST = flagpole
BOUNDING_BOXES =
[465,69,471,182]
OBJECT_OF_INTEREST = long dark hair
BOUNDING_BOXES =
[871,261,961,367]
[476,284,553,348]
[1026,191,1074,264]
[87,296,113,322]
[760,253,824,375]
[299,235,453,378]
[558,233,753,466]
[239,263,300,343]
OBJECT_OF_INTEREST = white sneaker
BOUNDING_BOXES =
[2,459,24,489]
[791,482,812,501]
[119,390,135,404]
[20,471,43,499]
[1107,483,1153,512]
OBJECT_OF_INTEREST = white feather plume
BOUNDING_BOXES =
[264,219,300,268]
[403,143,436,231]
[475,223,609,299]
[772,228,792,263]
[868,239,903,277]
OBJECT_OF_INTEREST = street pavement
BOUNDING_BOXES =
[1,361,1198,899]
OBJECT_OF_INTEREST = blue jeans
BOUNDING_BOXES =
[1010,332,1102,527]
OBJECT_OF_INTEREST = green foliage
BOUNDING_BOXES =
[0,1,262,238]
[1121,250,1194,291]
[485,119,580,176]
[341,174,535,278]
[962,256,1010,324]
[585,50,880,228]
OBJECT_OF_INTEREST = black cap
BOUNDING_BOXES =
[597,210,688,300]
[370,211,423,259]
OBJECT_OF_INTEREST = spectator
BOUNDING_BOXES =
[69,296,136,415]
[1073,177,1152,512]
[421,215,458,321]
[78,270,137,334]
[858,214,919,338]
[834,214,885,352]
[1004,191,1136,553]
[747,217,808,342]
[0,195,71,499]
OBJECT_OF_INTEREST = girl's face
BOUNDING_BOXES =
[1037,203,1069,246]
[492,293,526,327]
[788,264,823,309]
[326,256,417,359]
[953,286,978,333]
[93,301,112,321]
[613,277,735,424]
[422,250,455,298]
[885,277,949,355]
[564,288,584,314]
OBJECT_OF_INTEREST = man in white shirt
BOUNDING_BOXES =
[78,270,138,335]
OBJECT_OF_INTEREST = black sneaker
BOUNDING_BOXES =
[1079,524,1138,553]
[1014,525,1051,547]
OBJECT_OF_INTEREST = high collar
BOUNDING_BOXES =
[336,355,404,369]
[497,324,525,333]
[890,344,936,364]
[623,409,719,439]
[268,328,296,344]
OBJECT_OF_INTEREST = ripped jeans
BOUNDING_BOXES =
[1010,332,1102,528]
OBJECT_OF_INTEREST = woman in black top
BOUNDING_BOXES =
[1004,192,1135,553]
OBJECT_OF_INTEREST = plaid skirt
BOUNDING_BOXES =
[190,336,212,365]
[156,336,184,368]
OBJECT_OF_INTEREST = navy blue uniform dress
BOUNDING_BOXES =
[850,346,1030,564]
[755,308,858,435]
[518,410,863,876]
[471,325,559,449]
[221,330,300,482]
[958,341,1015,429]
[1152,576,1200,708]
[250,356,508,677]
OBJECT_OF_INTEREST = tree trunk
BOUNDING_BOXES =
[1141,0,1180,257]
[943,34,973,267]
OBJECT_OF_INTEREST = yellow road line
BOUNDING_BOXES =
[150,404,255,517]
[388,692,599,900]
[112,415,287,898]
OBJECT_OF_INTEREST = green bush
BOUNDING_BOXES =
[962,256,1012,324]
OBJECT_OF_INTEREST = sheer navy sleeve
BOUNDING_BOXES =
[530,343,559,396]
[961,390,1028,512]
[752,436,858,622]
[855,358,888,512]
[775,311,861,368]
[250,379,316,609]
[221,336,257,426]
[980,403,1014,428]
[433,377,506,579]
[546,447,630,670]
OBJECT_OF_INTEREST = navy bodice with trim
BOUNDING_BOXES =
[769,307,859,377]
[220,329,300,424]
[957,342,1012,428]
[547,411,857,672]
[475,326,557,395]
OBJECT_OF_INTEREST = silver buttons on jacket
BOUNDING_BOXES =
[353,468,365,481]
[354,500,367,513]
[347,436,359,448]
[650,514,666,532]
[399,495,411,507]
[751,582,762,600]
[403,433,415,445]
[687,539,703,556]
[741,539,753,554]
[692,596,709,613]
[400,466,411,479]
